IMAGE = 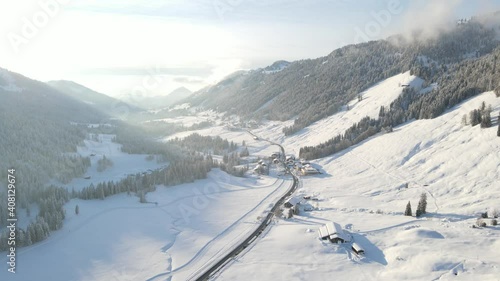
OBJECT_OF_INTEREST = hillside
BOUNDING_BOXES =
[47,80,141,117]
[219,91,500,281]
[0,68,108,184]
[186,17,499,135]
[253,71,425,155]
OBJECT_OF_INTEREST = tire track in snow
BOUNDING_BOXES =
[348,151,440,213]
[147,178,288,281]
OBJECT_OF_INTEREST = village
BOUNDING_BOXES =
[251,150,367,259]
[252,151,321,176]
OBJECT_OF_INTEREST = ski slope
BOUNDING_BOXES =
[219,91,500,280]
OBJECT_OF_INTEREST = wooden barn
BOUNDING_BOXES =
[318,222,350,244]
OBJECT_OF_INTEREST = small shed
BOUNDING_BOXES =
[318,225,329,240]
[284,196,301,208]
[302,166,319,175]
[352,242,365,255]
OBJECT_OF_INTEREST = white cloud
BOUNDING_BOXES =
[399,0,464,40]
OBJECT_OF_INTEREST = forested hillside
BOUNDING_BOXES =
[47,80,141,117]
[186,16,500,135]
[0,69,109,244]
[299,46,500,160]
[0,68,106,187]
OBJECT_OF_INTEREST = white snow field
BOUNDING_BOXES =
[57,134,167,191]
[0,170,292,281]
[219,91,500,280]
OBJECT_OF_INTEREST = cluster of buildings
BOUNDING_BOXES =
[269,153,320,175]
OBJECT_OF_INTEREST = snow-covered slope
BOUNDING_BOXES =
[254,71,424,155]
[219,91,500,280]
[0,170,291,281]
[166,71,424,157]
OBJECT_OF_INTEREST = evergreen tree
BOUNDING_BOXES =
[405,201,412,216]
[480,106,492,128]
[75,204,79,215]
[240,147,250,157]
[470,109,481,126]
[417,193,428,216]
[497,113,500,137]
[139,191,146,203]
[24,229,32,246]
[461,114,467,126]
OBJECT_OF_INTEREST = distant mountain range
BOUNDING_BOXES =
[119,86,193,110]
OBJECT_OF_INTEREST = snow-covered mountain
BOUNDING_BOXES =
[262,60,291,74]
[185,16,499,134]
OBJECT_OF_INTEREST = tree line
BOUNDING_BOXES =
[168,133,238,155]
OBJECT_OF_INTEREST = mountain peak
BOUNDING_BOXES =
[262,60,291,74]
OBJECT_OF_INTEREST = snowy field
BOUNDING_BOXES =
[57,134,167,191]
[219,91,500,280]
[150,110,218,127]
[1,170,291,281]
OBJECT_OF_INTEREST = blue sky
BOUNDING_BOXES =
[1,0,499,97]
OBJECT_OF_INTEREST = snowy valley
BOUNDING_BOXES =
[1,6,500,281]
[2,70,499,281]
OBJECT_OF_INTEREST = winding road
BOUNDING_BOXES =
[190,131,299,281]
